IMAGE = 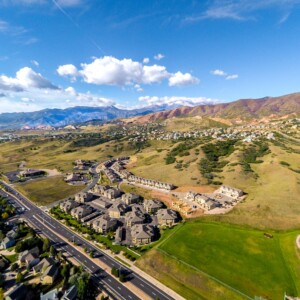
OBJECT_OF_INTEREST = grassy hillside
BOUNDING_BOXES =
[137,221,300,300]
[14,176,83,205]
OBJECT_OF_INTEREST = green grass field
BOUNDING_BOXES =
[14,176,83,205]
[137,220,300,300]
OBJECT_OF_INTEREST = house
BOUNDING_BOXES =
[24,252,40,269]
[114,226,125,244]
[103,188,122,200]
[65,173,81,183]
[6,228,18,239]
[60,199,80,213]
[75,192,93,203]
[125,209,145,228]
[143,200,163,214]
[217,185,243,199]
[91,198,112,210]
[33,257,56,275]
[185,191,198,201]
[91,215,118,234]
[19,247,40,264]
[193,194,218,210]
[41,264,59,285]
[62,285,77,300]
[108,202,127,218]
[70,205,93,220]
[131,224,155,246]
[5,283,28,300]
[18,169,45,178]
[1,237,15,249]
[40,288,58,300]
[91,184,110,195]
[121,193,140,205]
[157,209,178,227]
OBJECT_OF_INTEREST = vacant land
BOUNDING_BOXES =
[137,220,300,300]
[14,176,83,205]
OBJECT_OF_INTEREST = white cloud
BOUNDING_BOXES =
[79,56,143,86]
[154,53,165,61]
[0,19,27,36]
[21,97,34,102]
[134,84,143,92]
[185,0,300,22]
[57,64,78,79]
[142,64,169,84]
[0,0,83,7]
[211,69,227,76]
[211,69,239,80]
[58,56,199,88]
[16,67,58,89]
[169,71,200,86]
[0,67,58,92]
[226,74,239,80]
[31,60,39,67]
[143,57,150,64]
[139,96,218,107]
[56,0,83,7]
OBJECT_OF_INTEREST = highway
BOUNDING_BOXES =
[0,180,175,300]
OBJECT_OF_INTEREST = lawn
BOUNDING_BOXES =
[137,220,300,300]
[14,176,83,205]
[4,253,18,263]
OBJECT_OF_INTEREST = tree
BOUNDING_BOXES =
[1,212,8,220]
[89,251,94,258]
[77,273,90,300]
[10,263,19,272]
[16,271,24,283]
[42,238,50,253]
[0,273,4,288]
[61,264,70,279]
[49,245,56,257]
[111,266,119,278]
[119,272,126,283]
[0,287,4,300]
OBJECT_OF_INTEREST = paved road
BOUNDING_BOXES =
[0,181,174,300]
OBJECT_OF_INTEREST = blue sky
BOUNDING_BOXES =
[0,0,300,112]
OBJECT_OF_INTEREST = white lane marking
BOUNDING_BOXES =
[34,214,56,229]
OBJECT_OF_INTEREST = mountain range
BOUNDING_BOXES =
[133,93,300,123]
[0,93,299,129]
[0,105,170,129]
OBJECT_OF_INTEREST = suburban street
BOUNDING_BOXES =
[0,180,175,300]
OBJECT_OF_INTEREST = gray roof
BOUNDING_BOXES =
[40,288,58,300]
[63,285,77,300]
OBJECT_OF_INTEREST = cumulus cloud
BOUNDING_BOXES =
[211,69,239,80]
[0,67,58,92]
[142,64,169,84]
[211,69,227,76]
[226,74,239,80]
[57,56,199,88]
[57,64,78,80]
[169,71,200,86]
[143,57,150,64]
[139,95,218,107]
[64,86,115,107]
[154,53,165,61]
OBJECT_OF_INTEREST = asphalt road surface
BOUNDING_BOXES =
[0,181,174,300]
